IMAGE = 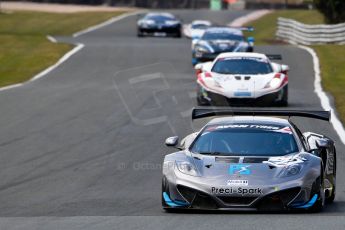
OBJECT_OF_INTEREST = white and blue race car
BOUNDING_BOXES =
[183,20,212,39]
[195,52,289,106]
[192,26,254,65]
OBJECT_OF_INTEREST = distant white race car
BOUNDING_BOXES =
[183,20,212,39]
[195,52,289,106]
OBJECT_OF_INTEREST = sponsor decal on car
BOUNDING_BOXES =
[234,91,252,97]
[226,179,249,186]
[211,187,263,195]
[273,126,293,134]
[229,164,251,175]
[222,57,268,63]
[206,124,283,131]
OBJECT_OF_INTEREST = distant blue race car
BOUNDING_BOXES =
[137,12,182,38]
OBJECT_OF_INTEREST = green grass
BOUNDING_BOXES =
[244,10,325,45]
[0,11,125,87]
[314,45,345,123]
[244,9,345,122]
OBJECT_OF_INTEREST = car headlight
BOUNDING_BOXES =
[269,78,281,88]
[264,74,282,89]
[280,164,303,177]
[175,161,199,176]
[195,46,210,53]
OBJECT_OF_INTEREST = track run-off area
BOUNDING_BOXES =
[0,10,345,230]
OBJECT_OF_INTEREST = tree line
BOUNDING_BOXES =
[314,0,345,23]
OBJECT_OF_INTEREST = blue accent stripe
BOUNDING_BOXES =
[192,58,198,65]
[293,194,318,208]
[163,192,188,207]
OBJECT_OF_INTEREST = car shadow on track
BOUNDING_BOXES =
[162,201,345,215]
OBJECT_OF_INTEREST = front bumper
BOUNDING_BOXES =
[193,52,219,62]
[163,176,316,211]
[197,84,286,106]
[138,25,180,35]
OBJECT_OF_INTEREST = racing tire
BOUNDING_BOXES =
[137,29,144,37]
[175,31,182,38]
[161,177,177,213]
[310,168,325,213]
[161,177,169,208]
[327,147,336,203]
[196,85,210,106]
[276,85,288,107]
[327,186,336,203]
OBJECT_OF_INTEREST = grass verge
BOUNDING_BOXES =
[244,10,325,45]
[0,11,125,88]
[245,10,345,123]
[314,45,345,122]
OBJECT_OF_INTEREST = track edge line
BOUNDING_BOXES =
[298,45,345,145]
[72,11,143,38]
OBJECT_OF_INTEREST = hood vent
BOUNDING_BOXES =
[244,76,251,80]
[243,157,269,163]
[235,76,241,80]
[215,157,239,163]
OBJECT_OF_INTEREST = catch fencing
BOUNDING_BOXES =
[276,17,345,45]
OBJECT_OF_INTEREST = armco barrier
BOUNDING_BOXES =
[276,17,345,45]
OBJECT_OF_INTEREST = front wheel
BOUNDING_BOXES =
[196,85,210,106]
[175,31,182,38]
[137,29,144,37]
[310,168,325,212]
[327,147,336,203]
[276,85,288,106]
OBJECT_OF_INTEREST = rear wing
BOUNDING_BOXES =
[192,108,330,121]
[228,26,254,32]
[266,54,282,60]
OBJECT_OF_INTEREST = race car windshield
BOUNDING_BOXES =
[192,24,208,29]
[212,58,273,75]
[202,32,244,41]
[145,15,175,22]
[190,125,299,156]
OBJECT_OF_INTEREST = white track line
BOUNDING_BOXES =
[0,11,138,92]
[46,35,57,43]
[298,45,345,145]
[229,10,272,27]
[30,43,84,82]
[73,11,142,37]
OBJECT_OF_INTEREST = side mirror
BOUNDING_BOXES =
[165,136,179,148]
[308,138,331,154]
[281,64,289,73]
[194,63,203,71]
[247,37,255,43]
[195,61,212,73]
[316,138,331,149]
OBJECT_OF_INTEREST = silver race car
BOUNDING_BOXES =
[162,108,336,212]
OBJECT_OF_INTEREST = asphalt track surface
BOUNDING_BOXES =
[0,10,345,230]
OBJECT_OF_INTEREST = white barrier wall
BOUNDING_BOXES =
[276,17,345,45]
